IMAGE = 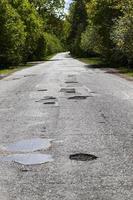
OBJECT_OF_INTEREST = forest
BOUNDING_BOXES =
[66,0,133,67]
[0,0,133,69]
[0,0,65,67]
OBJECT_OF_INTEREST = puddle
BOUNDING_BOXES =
[60,88,76,93]
[69,153,98,161]
[0,153,53,165]
[68,95,90,100]
[5,138,52,152]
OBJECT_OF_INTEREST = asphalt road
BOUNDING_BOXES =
[0,53,133,200]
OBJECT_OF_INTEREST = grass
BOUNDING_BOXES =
[0,63,33,76]
[118,67,133,77]
[0,54,56,78]
[78,57,103,66]
[78,57,133,78]
[44,53,56,61]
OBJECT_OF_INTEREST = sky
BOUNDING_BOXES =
[65,0,72,11]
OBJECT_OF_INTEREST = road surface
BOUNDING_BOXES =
[0,53,133,200]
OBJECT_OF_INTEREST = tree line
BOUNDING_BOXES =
[66,0,133,66]
[0,0,65,68]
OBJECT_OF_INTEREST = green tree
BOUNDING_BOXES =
[111,0,133,65]
[81,0,121,62]
[0,0,26,66]
[30,0,65,36]
[67,0,88,56]
[9,0,44,61]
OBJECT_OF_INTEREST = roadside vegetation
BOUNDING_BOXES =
[0,0,65,70]
[65,0,133,77]
[1,0,133,78]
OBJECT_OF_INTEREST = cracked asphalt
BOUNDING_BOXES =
[0,52,133,200]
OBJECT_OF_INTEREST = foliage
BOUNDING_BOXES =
[67,0,133,66]
[0,0,26,67]
[9,0,44,61]
[67,0,88,56]
[0,0,65,67]
[44,33,63,55]
[111,0,133,64]
[81,0,121,62]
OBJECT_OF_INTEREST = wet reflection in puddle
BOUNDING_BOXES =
[0,153,53,165]
[6,138,52,152]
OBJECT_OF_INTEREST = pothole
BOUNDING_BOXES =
[0,153,53,165]
[36,96,56,102]
[69,153,98,161]
[12,78,21,80]
[37,89,48,92]
[0,138,54,166]
[65,81,78,84]
[43,96,56,100]
[43,102,55,105]
[60,88,76,93]
[24,74,36,77]
[101,113,107,119]
[5,138,52,152]
[68,75,75,77]
[68,95,90,100]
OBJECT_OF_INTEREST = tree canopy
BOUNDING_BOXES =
[66,0,133,66]
[0,0,65,67]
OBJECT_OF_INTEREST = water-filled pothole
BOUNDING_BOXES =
[5,138,52,152]
[68,95,90,100]
[69,153,97,161]
[0,153,53,165]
